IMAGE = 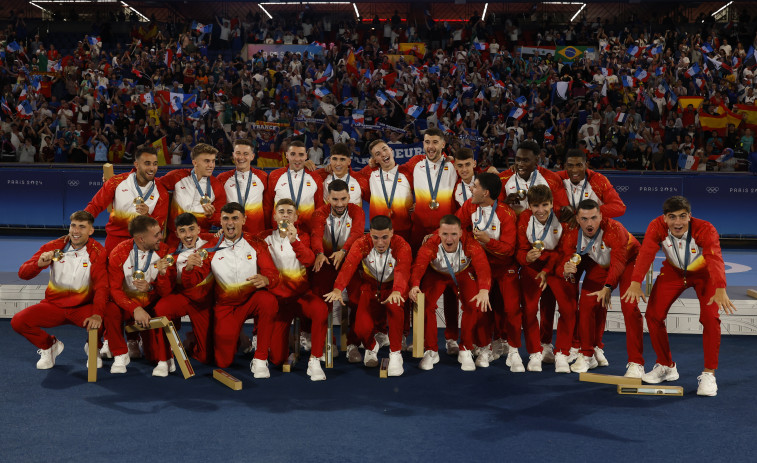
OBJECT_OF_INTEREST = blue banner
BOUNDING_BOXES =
[245,44,324,59]
[350,143,423,169]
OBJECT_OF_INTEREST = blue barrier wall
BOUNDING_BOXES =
[1,166,756,237]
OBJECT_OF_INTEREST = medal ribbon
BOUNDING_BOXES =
[380,167,400,212]
[474,201,498,231]
[425,159,445,205]
[286,169,306,208]
[191,169,211,200]
[234,170,253,205]
[133,174,155,203]
[132,243,154,275]
[530,210,555,243]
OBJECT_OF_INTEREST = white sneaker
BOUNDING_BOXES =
[387,351,404,376]
[374,332,390,348]
[84,342,102,369]
[346,344,363,363]
[491,338,507,360]
[475,346,493,368]
[594,346,609,367]
[364,344,379,367]
[250,358,270,379]
[36,339,64,369]
[307,357,326,381]
[110,353,130,374]
[624,362,644,378]
[506,348,525,373]
[152,360,171,377]
[460,350,476,371]
[445,339,460,355]
[642,363,679,384]
[570,354,598,373]
[567,347,579,363]
[527,352,543,372]
[127,339,143,359]
[697,372,717,397]
[541,343,555,363]
[555,353,570,373]
[99,339,112,358]
[419,350,440,370]
[300,332,312,351]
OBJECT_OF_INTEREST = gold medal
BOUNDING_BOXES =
[200,195,212,205]
[429,199,440,210]
[278,220,290,232]
[517,189,527,201]
[375,291,381,300]
[198,248,209,260]
[570,253,582,265]
[133,270,146,280]
[52,249,63,261]
[533,240,545,251]
[165,255,175,266]
[133,196,145,206]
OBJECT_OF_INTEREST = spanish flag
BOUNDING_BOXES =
[714,104,744,128]
[257,151,286,168]
[345,50,358,76]
[699,112,728,136]
[151,136,169,166]
[733,104,757,126]
[678,96,704,110]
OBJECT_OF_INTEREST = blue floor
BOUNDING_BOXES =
[1,321,755,462]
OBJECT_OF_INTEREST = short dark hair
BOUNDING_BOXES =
[288,140,306,150]
[475,172,502,200]
[370,215,393,231]
[175,212,198,228]
[565,148,586,161]
[454,148,474,161]
[527,184,553,206]
[70,210,95,225]
[233,138,254,150]
[328,179,349,193]
[221,202,245,216]
[663,196,691,214]
[191,143,218,159]
[331,142,351,157]
[135,146,158,160]
[424,127,445,140]
[439,214,461,228]
[577,199,600,212]
[128,215,159,236]
[517,140,541,157]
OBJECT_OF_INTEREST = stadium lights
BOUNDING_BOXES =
[258,4,273,19]
[570,3,586,22]
[260,2,353,5]
[482,3,488,20]
[29,2,52,14]
[32,0,118,2]
[711,1,733,16]
[543,2,584,4]
[121,1,149,21]
[353,2,359,19]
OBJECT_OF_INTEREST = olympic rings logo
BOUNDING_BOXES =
[616,185,629,192]
[705,187,719,194]
[67,180,80,187]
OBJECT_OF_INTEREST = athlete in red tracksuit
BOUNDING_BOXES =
[216,139,271,235]
[456,173,521,371]
[310,180,365,361]
[85,147,169,254]
[159,144,226,248]
[262,199,331,381]
[557,199,642,375]
[409,216,492,372]
[103,216,172,374]
[324,216,412,377]
[268,141,324,232]
[538,148,627,353]
[12,211,109,370]
[151,214,216,376]
[185,202,280,377]
[515,185,567,372]
[622,196,736,396]
[313,142,368,206]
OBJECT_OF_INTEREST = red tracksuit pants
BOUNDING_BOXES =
[645,265,720,370]
[102,301,159,360]
[270,291,329,364]
[420,268,481,352]
[353,282,404,352]
[312,262,360,346]
[519,266,553,354]
[478,270,521,348]
[11,301,100,349]
[213,290,278,368]
[153,293,212,363]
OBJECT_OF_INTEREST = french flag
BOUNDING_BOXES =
[427,101,438,113]
[621,75,635,87]
[363,69,372,80]
[649,44,664,55]
[449,64,457,76]
[508,107,526,120]
[6,41,21,53]
[314,87,331,99]
[449,98,459,113]
[352,109,365,125]
[191,21,212,34]
[87,36,101,47]
[685,63,700,78]
[200,100,211,115]
[601,67,613,77]
[474,42,487,51]
[314,63,333,84]
[385,88,397,98]
[655,66,666,77]
[615,112,627,124]
[475,90,485,103]
[515,96,527,107]
[1,97,12,115]
[17,100,33,118]
[667,92,678,110]
[341,97,353,107]
[708,148,734,163]
[543,126,555,142]
[626,45,641,57]
[405,105,423,118]
[176,42,182,57]
[375,90,387,106]
[701,43,714,54]
[634,68,649,82]
[455,112,463,126]
[164,49,174,68]
[494,80,506,89]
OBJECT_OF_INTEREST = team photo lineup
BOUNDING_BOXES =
[12,129,739,397]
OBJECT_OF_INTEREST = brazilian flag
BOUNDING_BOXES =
[556,46,587,62]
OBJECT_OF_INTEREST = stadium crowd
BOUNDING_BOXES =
[1,7,756,172]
